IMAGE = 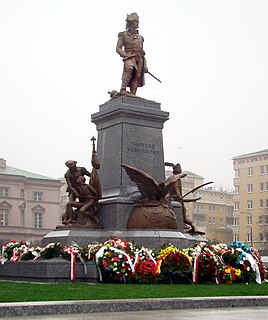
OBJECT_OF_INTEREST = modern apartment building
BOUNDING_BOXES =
[232,149,268,253]
[166,170,233,243]
[0,158,63,244]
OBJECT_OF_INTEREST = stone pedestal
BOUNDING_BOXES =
[43,97,206,251]
[91,97,174,232]
[91,97,169,198]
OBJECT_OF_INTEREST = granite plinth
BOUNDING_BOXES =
[0,258,98,283]
[42,229,204,249]
[91,97,169,198]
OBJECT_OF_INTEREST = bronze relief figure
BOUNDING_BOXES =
[61,137,102,229]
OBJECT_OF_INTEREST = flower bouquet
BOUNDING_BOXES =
[157,245,192,283]
[1,240,21,261]
[96,238,136,283]
[33,242,63,260]
[132,246,161,284]
[79,242,103,261]
[18,245,41,261]
[221,266,239,284]
[184,242,218,284]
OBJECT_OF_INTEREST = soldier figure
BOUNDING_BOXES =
[116,12,148,95]
[165,162,201,233]
[64,160,91,202]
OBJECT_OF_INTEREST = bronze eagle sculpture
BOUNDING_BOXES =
[121,164,187,201]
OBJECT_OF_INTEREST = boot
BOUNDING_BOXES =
[120,72,132,94]
[130,79,138,95]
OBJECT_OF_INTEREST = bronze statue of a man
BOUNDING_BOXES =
[64,160,91,202]
[64,176,100,226]
[116,12,148,96]
[165,162,201,233]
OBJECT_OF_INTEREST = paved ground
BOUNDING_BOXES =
[4,307,268,320]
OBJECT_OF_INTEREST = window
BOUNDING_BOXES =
[260,183,264,192]
[266,165,268,174]
[20,209,25,227]
[266,199,268,208]
[260,165,265,175]
[234,186,239,194]
[247,233,252,242]
[212,217,216,224]
[220,218,224,224]
[0,187,9,197]
[21,189,25,199]
[247,184,253,193]
[34,192,43,201]
[234,169,240,178]
[233,234,239,241]
[260,199,264,208]
[0,209,9,225]
[34,212,42,228]
[260,233,264,241]
[208,217,212,224]
[233,218,239,226]
[247,216,252,225]
[234,202,240,210]
[266,182,268,191]
[247,200,253,209]
[212,205,215,212]
[247,167,253,176]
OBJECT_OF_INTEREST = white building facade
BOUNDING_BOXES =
[0,158,63,244]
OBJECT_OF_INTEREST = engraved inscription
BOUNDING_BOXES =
[127,141,160,155]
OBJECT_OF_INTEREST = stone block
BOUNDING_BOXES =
[91,96,169,198]
[0,258,99,283]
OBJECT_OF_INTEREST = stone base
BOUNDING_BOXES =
[42,229,206,249]
[0,258,98,283]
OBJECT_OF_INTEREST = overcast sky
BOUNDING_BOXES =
[1,1,267,190]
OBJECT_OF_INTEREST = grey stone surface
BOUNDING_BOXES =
[42,229,204,249]
[0,258,98,283]
[91,97,169,198]
[4,307,268,320]
[1,297,268,318]
[172,201,184,231]
[98,196,134,230]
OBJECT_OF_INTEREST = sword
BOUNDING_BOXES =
[122,55,162,83]
[147,71,162,83]
[182,181,214,198]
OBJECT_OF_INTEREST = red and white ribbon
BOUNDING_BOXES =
[10,249,20,262]
[193,254,200,283]
[64,247,77,281]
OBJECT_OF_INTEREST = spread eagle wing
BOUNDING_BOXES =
[161,172,187,198]
[121,164,160,199]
